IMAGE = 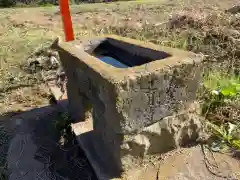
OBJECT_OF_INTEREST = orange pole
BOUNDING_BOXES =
[60,0,75,42]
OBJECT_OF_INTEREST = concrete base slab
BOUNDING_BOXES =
[72,120,115,180]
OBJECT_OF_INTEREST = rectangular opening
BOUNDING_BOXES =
[87,38,172,68]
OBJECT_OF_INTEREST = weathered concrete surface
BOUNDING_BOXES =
[52,35,203,133]
[52,35,203,177]
[72,120,120,180]
[72,104,208,180]
[52,36,201,174]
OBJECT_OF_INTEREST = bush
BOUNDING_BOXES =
[0,0,132,7]
[0,0,16,7]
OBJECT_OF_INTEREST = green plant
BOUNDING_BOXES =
[202,72,240,153]
[202,73,240,114]
[54,112,74,146]
[0,167,8,180]
[206,121,240,152]
[0,0,16,7]
[220,80,240,97]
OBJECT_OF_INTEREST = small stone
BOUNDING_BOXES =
[50,56,59,67]
[211,90,220,95]
[136,22,143,29]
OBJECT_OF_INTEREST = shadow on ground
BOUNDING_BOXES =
[1,101,240,180]
[0,101,97,180]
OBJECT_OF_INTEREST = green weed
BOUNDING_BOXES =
[207,121,240,152]
[54,112,74,146]
[202,72,240,152]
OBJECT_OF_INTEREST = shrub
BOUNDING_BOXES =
[0,0,16,7]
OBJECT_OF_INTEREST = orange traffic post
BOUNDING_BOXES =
[60,0,75,42]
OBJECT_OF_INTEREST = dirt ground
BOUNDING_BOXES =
[0,0,240,179]
[1,101,97,180]
[123,146,240,180]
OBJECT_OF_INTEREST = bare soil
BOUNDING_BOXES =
[123,146,240,180]
[2,103,97,180]
[0,0,240,179]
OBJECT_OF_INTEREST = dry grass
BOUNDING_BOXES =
[0,0,239,179]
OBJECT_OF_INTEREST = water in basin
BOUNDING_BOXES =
[96,56,129,68]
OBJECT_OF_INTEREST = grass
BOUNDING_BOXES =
[204,72,240,91]
[54,111,75,146]
[201,70,240,154]
[202,72,240,152]
[0,0,239,178]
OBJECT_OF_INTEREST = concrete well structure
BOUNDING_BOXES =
[52,35,204,180]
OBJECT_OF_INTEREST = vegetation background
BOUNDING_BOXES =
[0,0,129,7]
[0,0,239,179]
